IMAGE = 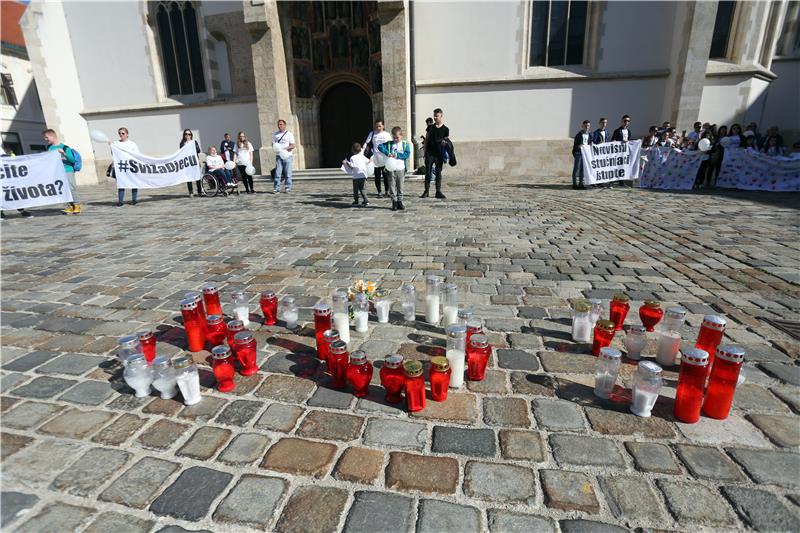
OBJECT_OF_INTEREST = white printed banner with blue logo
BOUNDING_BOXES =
[0,151,73,210]
[112,143,201,189]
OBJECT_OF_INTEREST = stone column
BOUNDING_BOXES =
[243,0,296,173]
[378,1,411,167]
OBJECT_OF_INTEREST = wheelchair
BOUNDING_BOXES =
[200,165,240,197]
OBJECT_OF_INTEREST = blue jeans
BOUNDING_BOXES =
[118,188,138,203]
[211,169,232,184]
[572,153,584,188]
[275,155,293,191]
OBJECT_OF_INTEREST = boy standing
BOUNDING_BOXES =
[220,133,235,162]
[571,120,592,190]
[43,128,81,214]
[342,143,370,207]
[423,108,449,199]
[378,127,412,211]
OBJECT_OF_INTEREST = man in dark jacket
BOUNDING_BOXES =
[612,115,632,142]
[592,117,609,144]
[572,120,592,190]
[422,108,449,199]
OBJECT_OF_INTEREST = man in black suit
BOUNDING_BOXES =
[612,115,632,142]
[571,120,592,190]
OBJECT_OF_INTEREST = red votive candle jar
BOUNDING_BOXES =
[674,347,709,423]
[320,329,339,364]
[314,303,333,359]
[233,330,259,376]
[702,345,745,420]
[695,315,726,373]
[346,350,373,398]
[639,300,664,332]
[260,290,278,325]
[465,316,484,346]
[201,283,223,316]
[380,354,405,403]
[206,314,227,348]
[403,360,426,412]
[592,319,616,356]
[180,298,205,352]
[429,356,451,402]
[328,340,350,389]
[467,334,491,381]
[136,330,156,363]
[609,293,630,331]
[226,319,244,347]
[211,345,236,392]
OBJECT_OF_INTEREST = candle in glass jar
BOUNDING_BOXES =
[446,324,467,388]
[211,345,236,392]
[624,325,647,360]
[380,354,405,403]
[429,356,451,401]
[328,340,350,389]
[465,316,484,346]
[281,296,299,330]
[403,360,426,412]
[425,275,441,325]
[702,345,745,420]
[260,290,278,325]
[571,301,593,343]
[185,291,208,339]
[123,353,153,397]
[174,355,202,405]
[656,330,681,366]
[674,348,709,423]
[320,329,339,363]
[346,350,373,398]
[457,307,474,326]
[205,314,227,348]
[609,293,630,331]
[233,331,259,376]
[226,320,244,349]
[660,306,687,333]
[180,298,205,352]
[231,290,250,326]
[588,298,603,326]
[353,293,369,333]
[630,361,663,417]
[313,304,333,359]
[695,315,726,373]
[332,290,350,344]
[592,320,616,357]
[466,334,491,381]
[400,283,416,321]
[201,283,223,316]
[136,330,156,363]
[594,347,622,399]
[639,300,664,332]
[151,356,178,399]
[373,289,391,323]
[441,283,459,327]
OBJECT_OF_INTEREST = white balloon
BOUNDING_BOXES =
[90,129,108,143]
[385,157,405,172]
[245,165,256,176]
[224,160,236,170]
[279,149,291,160]
[698,138,711,152]
[366,161,375,176]
[272,143,282,153]
[743,130,755,138]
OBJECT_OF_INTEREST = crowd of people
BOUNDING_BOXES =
[571,115,791,190]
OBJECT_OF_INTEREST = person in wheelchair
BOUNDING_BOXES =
[203,145,239,196]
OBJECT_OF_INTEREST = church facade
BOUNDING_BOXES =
[21,0,800,184]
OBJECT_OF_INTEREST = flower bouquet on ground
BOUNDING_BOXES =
[348,280,379,319]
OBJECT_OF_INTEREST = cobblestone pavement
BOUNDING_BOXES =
[1,178,799,533]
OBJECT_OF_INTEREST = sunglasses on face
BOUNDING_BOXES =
[623,120,631,123]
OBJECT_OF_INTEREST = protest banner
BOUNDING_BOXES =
[581,140,641,185]
[639,147,707,190]
[112,143,201,189]
[716,149,800,191]
[0,151,73,210]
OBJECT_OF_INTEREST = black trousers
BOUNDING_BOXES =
[352,178,367,202]
[374,166,388,192]
[238,165,254,192]
[187,180,201,194]
[424,153,443,189]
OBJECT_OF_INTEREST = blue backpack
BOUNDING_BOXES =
[63,144,83,172]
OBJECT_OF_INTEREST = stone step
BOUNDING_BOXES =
[255,168,426,181]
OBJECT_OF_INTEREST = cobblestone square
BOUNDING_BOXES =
[1,179,798,532]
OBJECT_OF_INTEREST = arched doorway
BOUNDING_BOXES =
[319,82,373,167]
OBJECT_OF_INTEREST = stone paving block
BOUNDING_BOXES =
[747,413,800,447]
[675,444,746,482]
[496,349,540,371]
[254,402,304,432]
[38,408,115,440]
[463,461,536,503]
[584,406,676,438]
[218,433,271,465]
[362,418,427,450]
[550,434,626,468]
[533,398,586,430]
[91,413,147,446]
[411,392,478,423]
[734,383,791,412]
[1,401,62,429]
[599,475,665,523]
[214,399,263,427]
[254,374,316,403]
[35,353,105,375]
[559,519,630,533]
[150,466,233,521]
[0,373,28,392]
[657,479,737,526]
[510,372,558,396]
[728,448,800,489]
[722,485,800,532]
[178,396,226,422]
[0,432,34,460]
[307,386,354,410]
[773,387,800,413]
[760,362,800,386]
[213,474,287,529]
[624,441,682,474]
[14,502,96,532]
[176,426,232,460]
[508,333,543,350]
[417,499,482,533]
[2,350,57,372]
[487,510,556,533]
[333,447,384,484]
[261,437,338,478]
[466,369,509,393]
[676,413,771,448]
[99,457,179,509]
[296,410,364,441]
[343,490,414,533]
[51,447,132,496]
[0,491,39,528]
[142,397,184,416]
[432,425,496,457]
[540,351,597,374]
[276,485,349,533]
[482,397,530,427]
[541,469,599,513]
[84,511,155,533]
[386,452,460,494]
[498,429,546,461]
[58,380,114,406]
[10,376,77,399]
[136,419,190,450]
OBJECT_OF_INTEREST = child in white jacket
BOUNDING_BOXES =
[341,142,370,207]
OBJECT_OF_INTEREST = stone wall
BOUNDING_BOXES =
[439,139,573,181]
[205,11,256,97]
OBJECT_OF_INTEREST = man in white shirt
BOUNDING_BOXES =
[111,127,140,207]
[272,119,296,193]
[364,121,392,195]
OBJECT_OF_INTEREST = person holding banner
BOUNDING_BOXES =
[612,116,633,187]
[571,120,592,190]
[592,118,609,145]
[112,127,139,207]
[43,129,81,214]
[180,130,202,197]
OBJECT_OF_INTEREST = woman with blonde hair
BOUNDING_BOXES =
[235,131,255,193]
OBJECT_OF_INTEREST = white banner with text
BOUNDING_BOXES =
[112,143,201,189]
[0,151,73,210]
[581,140,642,185]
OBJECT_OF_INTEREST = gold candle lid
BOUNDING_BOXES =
[612,293,630,303]
[596,319,616,332]
[430,356,450,371]
[644,300,661,309]
[403,360,423,377]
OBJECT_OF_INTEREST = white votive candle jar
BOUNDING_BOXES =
[332,290,350,343]
[630,360,663,417]
[425,275,441,325]
[446,324,467,388]
[656,330,681,367]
